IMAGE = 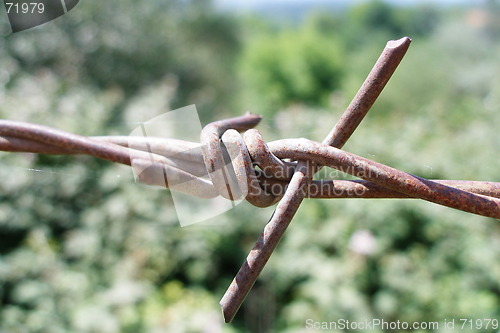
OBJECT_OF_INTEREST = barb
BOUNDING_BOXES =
[0,37,498,324]
[219,36,413,323]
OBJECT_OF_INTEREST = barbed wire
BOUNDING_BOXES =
[1,116,498,211]
[0,37,498,323]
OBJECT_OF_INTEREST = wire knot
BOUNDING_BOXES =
[0,115,499,217]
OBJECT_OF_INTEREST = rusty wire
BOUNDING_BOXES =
[0,37,499,323]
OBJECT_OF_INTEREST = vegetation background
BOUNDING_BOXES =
[0,0,499,332]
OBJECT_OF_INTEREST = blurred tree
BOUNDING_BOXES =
[484,0,500,38]
[348,0,403,37]
[343,0,440,49]
[1,0,242,121]
[238,15,344,117]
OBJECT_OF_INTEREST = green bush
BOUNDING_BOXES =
[238,17,344,117]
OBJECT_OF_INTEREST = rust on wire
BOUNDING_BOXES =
[219,36,414,323]
[0,37,498,323]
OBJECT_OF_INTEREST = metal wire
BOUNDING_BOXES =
[0,37,499,323]
[1,118,498,206]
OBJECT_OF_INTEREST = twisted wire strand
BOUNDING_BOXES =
[218,37,498,323]
[0,117,499,218]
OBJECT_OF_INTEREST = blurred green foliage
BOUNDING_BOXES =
[238,16,344,116]
[0,1,499,332]
[344,0,440,44]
